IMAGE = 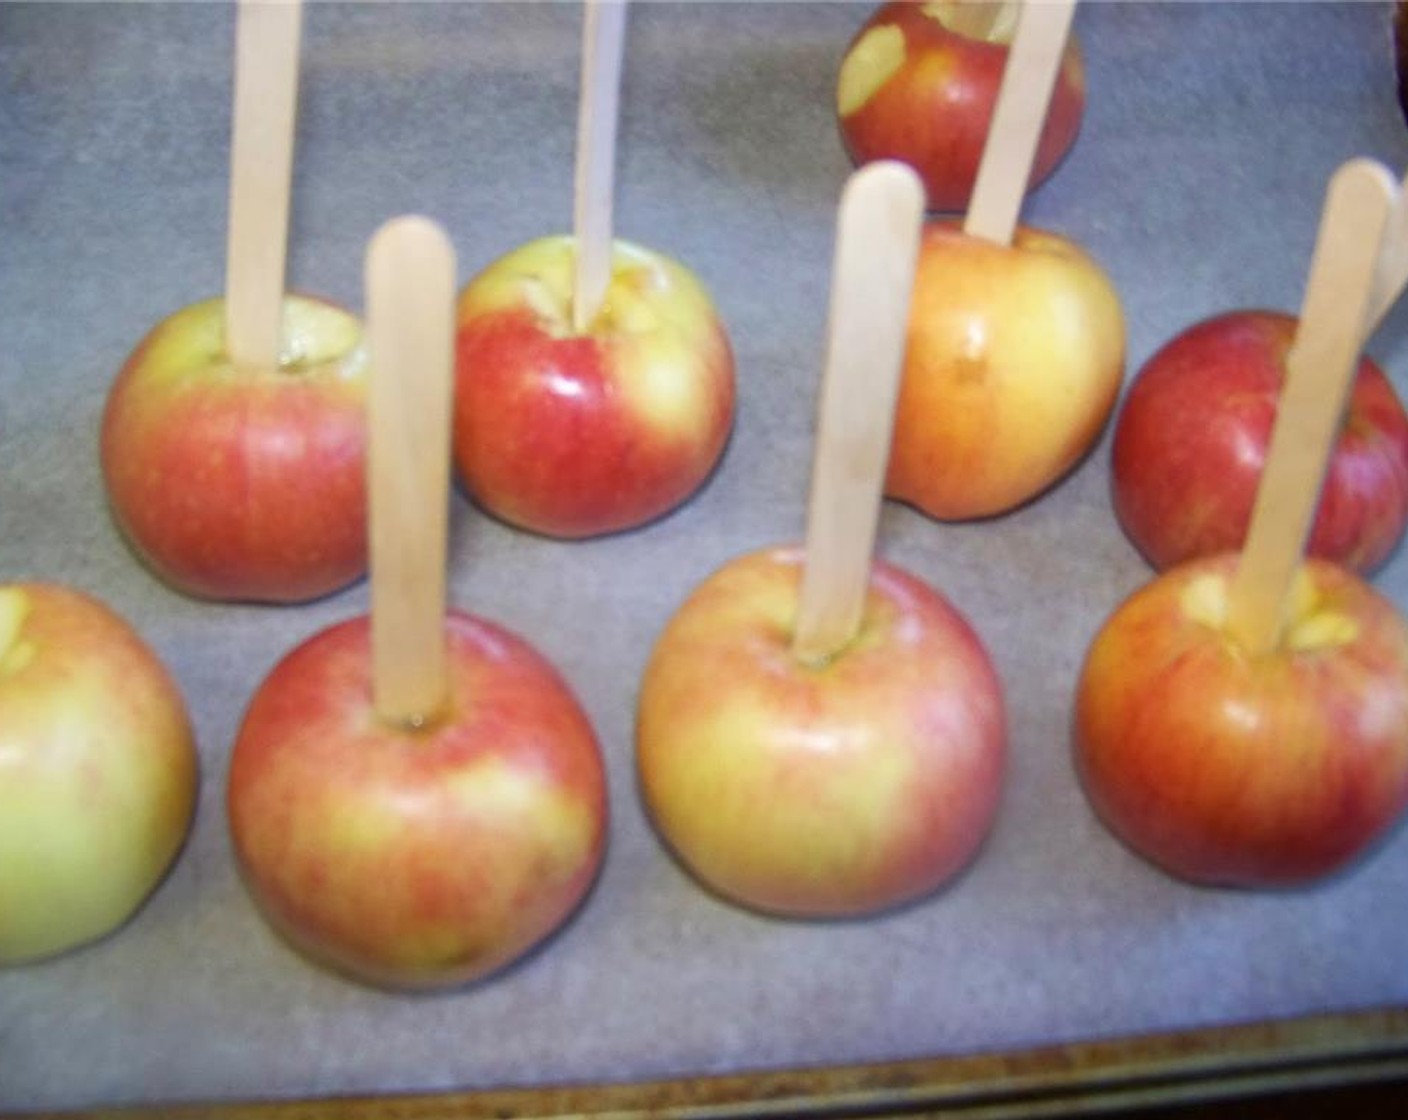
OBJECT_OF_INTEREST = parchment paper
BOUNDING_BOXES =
[2,2,1407,1109]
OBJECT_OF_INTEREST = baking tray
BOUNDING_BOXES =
[3,2,1407,1113]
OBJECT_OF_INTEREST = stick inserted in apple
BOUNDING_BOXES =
[883,0,1125,522]
[227,218,608,989]
[1111,177,1408,574]
[637,163,1005,918]
[453,0,735,539]
[101,0,369,603]
[0,584,197,964]
[1076,159,1408,888]
[836,1,1085,212]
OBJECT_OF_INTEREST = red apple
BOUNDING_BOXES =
[1112,310,1408,574]
[836,1,1085,212]
[453,236,735,538]
[886,221,1126,520]
[636,547,1005,917]
[1075,553,1408,887]
[101,294,369,603]
[227,610,607,989]
[0,583,197,963]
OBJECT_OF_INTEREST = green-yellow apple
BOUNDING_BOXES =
[453,236,735,538]
[836,1,1085,212]
[1112,310,1408,574]
[227,611,607,989]
[1075,553,1408,887]
[636,547,1005,917]
[886,221,1125,520]
[0,583,197,964]
[101,295,369,603]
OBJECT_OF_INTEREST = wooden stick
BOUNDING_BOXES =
[1225,159,1397,655]
[792,162,925,666]
[572,0,628,333]
[366,217,458,728]
[225,0,302,372]
[963,0,1076,246]
[1365,173,1408,335]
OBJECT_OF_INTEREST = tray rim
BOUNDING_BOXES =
[10,1005,1406,1119]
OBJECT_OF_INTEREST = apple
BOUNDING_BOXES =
[836,1,1085,212]
[885,221,1125,520]
[1112,310,1408,574]
[636,546,1005,917]
[1075,553,1408,887]
[101,294,369,603]
[453,236,735,538]
[0,583,197,964]
[227,610,608,989]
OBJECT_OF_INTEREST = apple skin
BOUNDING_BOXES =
[0,583,197,964]
[101,295,369,603]
[453,236,735,539]
[1112,310,1408,574]
[1075,553,1408,887]
[836,1,1085,212]
[886,222,1126,520]
[636,546,1005,918]
[227,610,607,990]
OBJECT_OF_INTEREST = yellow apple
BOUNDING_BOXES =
[637,547,1005,917]
[0,584,197,963]
[886,222,1125,519]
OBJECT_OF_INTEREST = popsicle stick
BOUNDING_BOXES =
[1225,159,1397,655]
[792,162,926,666]
[963,0,1076,246]
[572,0,628,333]
[1365,176,1408,335]
[366,217,458,728]
[225,0,303,372]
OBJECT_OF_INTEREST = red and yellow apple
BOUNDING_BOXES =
[227,610,607,989]
[1075,553,1408,887]
[836,1,1085,212]
[1112,310,1408,574]
[453,236,735,538]
[101,295,369,603]
[636,547,1005,917]
[886,221,1125,520]
[0,583,197,964]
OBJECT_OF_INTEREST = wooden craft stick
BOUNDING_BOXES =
[366,217,458,728]
[225,0,302,372]
[572,0,628,333]
[1226,159,1397,655]
[1365,174,1408,335]
[792,162,925,665]
[963,0,1076,246]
